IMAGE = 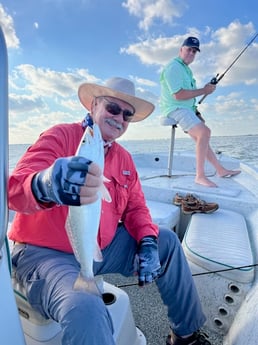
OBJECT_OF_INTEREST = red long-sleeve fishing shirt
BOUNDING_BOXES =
[8,122,158,252]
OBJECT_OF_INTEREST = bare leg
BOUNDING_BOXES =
[188,123,241,187]
[206,145,241,177]
[188,124,217,187]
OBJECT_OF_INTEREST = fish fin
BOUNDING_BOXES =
[94,241,103,262]
[100,183,112,203]
[73,274,104,296]
[95,275,104,294]
[103,175,110,183]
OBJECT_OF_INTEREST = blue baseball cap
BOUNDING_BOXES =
[182,37,200,52]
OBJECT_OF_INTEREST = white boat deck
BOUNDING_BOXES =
[134,152,258,212]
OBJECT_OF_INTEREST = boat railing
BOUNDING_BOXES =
[0,26,9,250]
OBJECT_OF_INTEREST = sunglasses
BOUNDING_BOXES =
[102,97,135,122]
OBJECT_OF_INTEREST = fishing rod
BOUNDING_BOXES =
[199,32,258,104]
[116,262,258,288]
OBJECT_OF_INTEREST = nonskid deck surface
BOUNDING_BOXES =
[104,273,223,345]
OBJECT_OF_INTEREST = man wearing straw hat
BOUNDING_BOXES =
[9,77,211,345]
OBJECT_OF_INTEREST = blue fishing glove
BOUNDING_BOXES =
[137,236,161,286]
[31,156,92,206]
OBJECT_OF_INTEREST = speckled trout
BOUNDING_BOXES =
[65,124,111,296]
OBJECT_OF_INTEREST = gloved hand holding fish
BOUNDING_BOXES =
[66,123,111,297]
[32,155,102,206]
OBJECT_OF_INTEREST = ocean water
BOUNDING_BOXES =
[9,134,258,173]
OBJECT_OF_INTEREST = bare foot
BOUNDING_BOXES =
[218,169,241,178]
[195,176,217,187]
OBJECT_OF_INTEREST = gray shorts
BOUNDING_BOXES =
[168,108,201,132]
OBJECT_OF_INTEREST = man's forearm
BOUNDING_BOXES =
[173,88,207,100]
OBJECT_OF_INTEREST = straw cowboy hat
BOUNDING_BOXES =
[78,77,155,122]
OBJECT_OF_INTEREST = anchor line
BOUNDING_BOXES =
[115,263,258,288]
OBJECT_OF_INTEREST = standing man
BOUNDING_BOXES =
[160,37,240,187]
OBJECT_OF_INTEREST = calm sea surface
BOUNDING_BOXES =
[9,134,258,173]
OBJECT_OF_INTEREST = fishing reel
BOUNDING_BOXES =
[199,73,219,104]
[210,73,219,85]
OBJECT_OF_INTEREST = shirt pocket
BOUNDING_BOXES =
[106,174,131,216]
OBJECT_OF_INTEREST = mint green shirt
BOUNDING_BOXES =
[160,57,197,116]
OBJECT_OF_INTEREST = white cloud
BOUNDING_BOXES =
[121,21,258,87]
[9,93,46,113]
[0,4,19,48]
[10,64,98,98]
[131,76,157,87]
[121,35,185,65]
[122,0,187,31]
[8,65,100,143]
[9,111,78,144]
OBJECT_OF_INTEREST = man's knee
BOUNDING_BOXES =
[189,123,211,139]
[158,228,181,254]
[200,124,211,138]
[60,293,114,344]
[61,292,109,323]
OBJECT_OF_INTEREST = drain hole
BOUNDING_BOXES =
[214,318,223,327]
[102,292,116,305]
[218,307,228,316]
[224,295,234,304]
[229,284,240,294]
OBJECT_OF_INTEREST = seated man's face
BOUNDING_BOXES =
[92,96,135,143]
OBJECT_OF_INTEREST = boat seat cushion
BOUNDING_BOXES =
[160,116,177,127]
[146,200,180,232]
[182,209,254,283]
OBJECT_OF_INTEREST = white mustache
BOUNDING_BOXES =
[106,118,123,130]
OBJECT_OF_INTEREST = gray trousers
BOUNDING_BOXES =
[12,225,206,345]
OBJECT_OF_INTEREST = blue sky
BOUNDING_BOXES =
[1,0,258,144]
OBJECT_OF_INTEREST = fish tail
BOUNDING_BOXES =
[73,274,104,296]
